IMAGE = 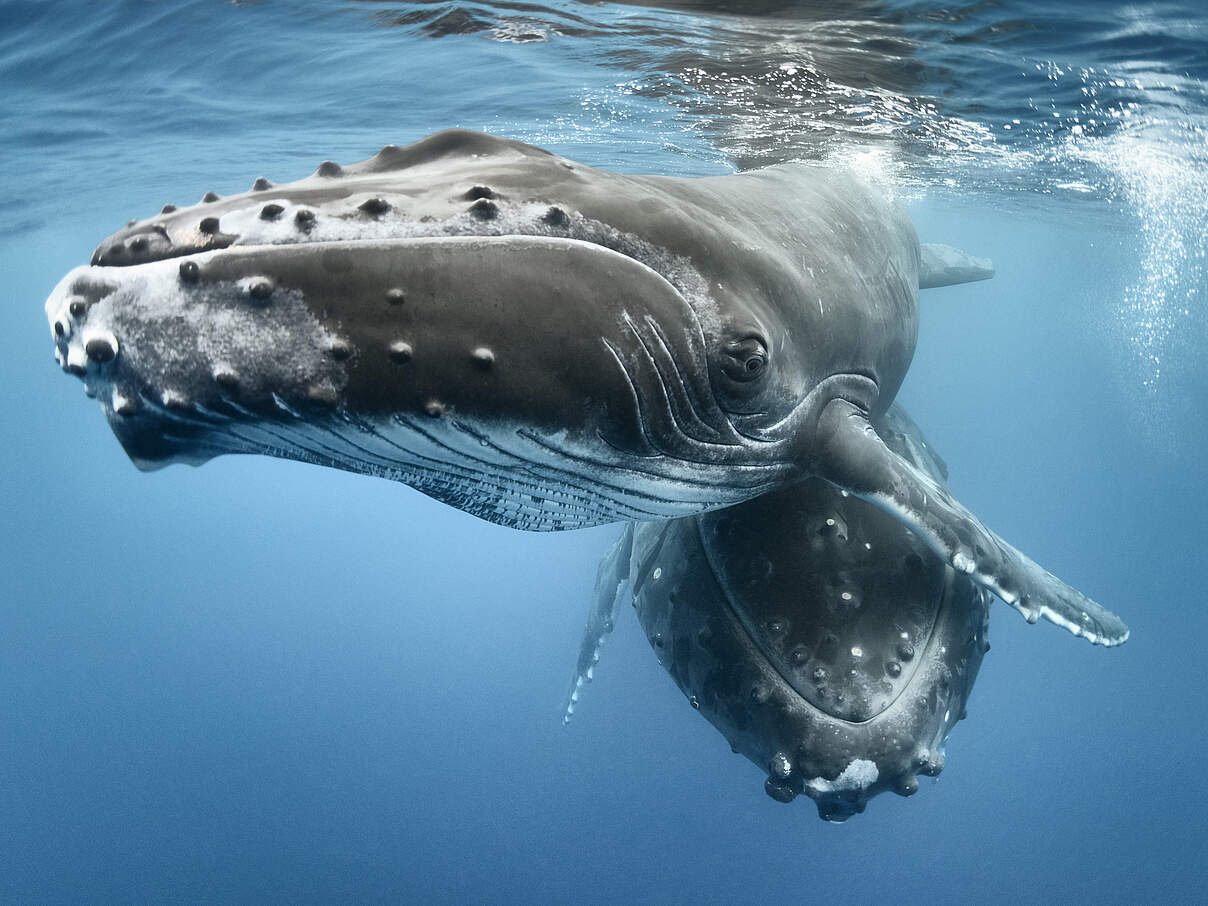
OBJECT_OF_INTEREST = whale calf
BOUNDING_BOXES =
[565,405,990,821]
[43,129,1127,646]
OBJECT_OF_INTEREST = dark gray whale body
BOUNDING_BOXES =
[45,129,1125,638]
[44,128,1127,817]
[45,129,1123,646]
[566,405,989,820]
[54,128,929,532]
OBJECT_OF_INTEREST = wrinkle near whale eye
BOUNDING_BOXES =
[721,335,769,383]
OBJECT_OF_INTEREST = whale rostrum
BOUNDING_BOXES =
[44,129,1126,647]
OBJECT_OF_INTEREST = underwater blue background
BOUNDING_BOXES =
[2,1,1206,901]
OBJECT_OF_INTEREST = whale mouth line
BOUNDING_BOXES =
[94,229,639,267]
[77,198,746,482]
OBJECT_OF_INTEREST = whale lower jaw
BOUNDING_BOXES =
[105,387,773,531]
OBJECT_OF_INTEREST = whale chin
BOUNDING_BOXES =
[127,450,215,472]
[104,405,224,472]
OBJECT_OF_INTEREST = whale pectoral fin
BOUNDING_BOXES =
[561,523,636,725]
[814,399,1129,647]
[919,243,995,289]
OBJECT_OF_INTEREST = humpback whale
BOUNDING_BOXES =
[564,405,990,821]
[43,129,1126,647]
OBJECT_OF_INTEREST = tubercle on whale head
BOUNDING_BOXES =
[87,130,561,268]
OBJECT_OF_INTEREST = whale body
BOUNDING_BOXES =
[43,130,1127,646]
[565,405,990,821]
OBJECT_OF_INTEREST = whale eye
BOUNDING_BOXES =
[721,335,769,384]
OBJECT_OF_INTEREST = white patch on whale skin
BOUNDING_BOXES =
[806,759,879,795]
[65,344,88,373]
[45,258,347,420]
[864,484,1128,647]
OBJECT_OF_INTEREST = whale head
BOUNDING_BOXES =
[46,130,851,529]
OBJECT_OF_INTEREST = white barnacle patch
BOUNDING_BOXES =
[161,389,189,409]
[111,389,138,416]
[46,256,348,417]
[220,202,310,244]
[951,549,975,574]
[807,759,878,795]
[65,345,87,373]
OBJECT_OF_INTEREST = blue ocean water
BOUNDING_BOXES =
[2,0,1206,901]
